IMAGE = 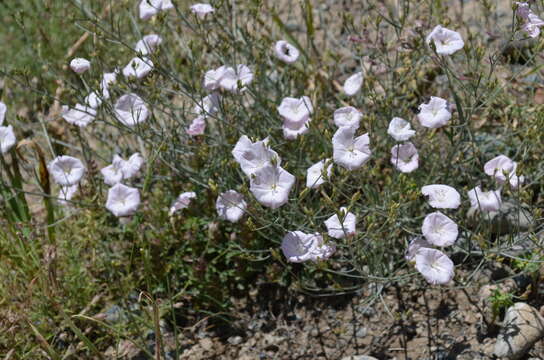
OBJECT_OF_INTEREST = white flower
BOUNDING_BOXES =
[169,192,197,215]
[232,135,280,177]
[0,102,6,125]
[0,125,16,154]
[186,115,206,136]
[422,211,458,247]
[250,165,295,209]
[216,190,247,222]
[390,142,419,173]
[306,159,332,189]
[135,34,163,55]
[106,183,140,217]
[219,65,253,92]
[387,117,415,142]
[415,248,455,285]
[332,126,371,170]
[61,104,96,127]
[204,66,228,91]
[467,186,502,212]
[101,153,144,186]
[333,106,362,129]
[122,57,154,79]
[101,71,117,100]
[114,94,149,126]
[58,184,78,206]
[277,96,313,124]
[426,25,464,55]
[48,155,86,186]
[516,3,544,38]
[274,40,300,64]
[282,117,311,140]
[484,155,524,187]
[281,231,335,263]
[421,184,461,209]
[123,153,145,179]
[139,0,174,20]
[343,71,363,96]
[417,97,451,128]
[70,58,91,74]
[190,3,214,18]
[193,93,220,116]
[405,237,432,262]
[85,91,102,109]
[324,207,356,239]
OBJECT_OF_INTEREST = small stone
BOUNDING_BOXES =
[341,356,379,360]
[228,336,243,345]
[494,303,544,359]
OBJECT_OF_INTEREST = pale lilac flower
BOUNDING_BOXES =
[114,94,149,126]
[61,104,96,127]
[106,183,140,217]
[186,116,206,136]
[417,97,451,128]
[204,66,228,91]
[190,3,214,18]
[306,159,332,189]
[415,248,455,285]
[219,65,253,92]
[169,192,197,215]
[484,155,524,187]
[405,237,432,262]
[216,190,247,222]
[0,102,6,125]
[333,106,362,129]
[281,231,335,263]
[274,40,300,64]
[101,71,117,100]
[135,34,163,55]
[332,126,371,170]
[277,96,313,124]
[250,165,295,209]
[422,211,458,247]
[516,2,544,38]
[139,0,174,20]
[387,117,415,142]
[48,155,86,186]
[282,117,311,140]
[467,186,502,212]
[123,153,145,179]
[193,93,220,116]
[426,25,464,55]
[101,153,144,186]
[232,135,280,177]
[70,58,90,74]
[325,207,356,239]
[0,125,16,154]
[390,142,419,173]
[58,184,78,206]
[122,57,154,79]
[421,184,461,209]
[343,72,363,96]
[85,91,102,109]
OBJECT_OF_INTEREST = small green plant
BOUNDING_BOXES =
[489,288,515,323]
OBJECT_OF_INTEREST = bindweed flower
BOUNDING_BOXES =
[0,102,6,124]
[422,211,458,247]
[390,142,419,173]
[343,71,363,96]
[332,126,371,170]
[282,117,311,140]
[306,159,332,189]
[387,117,415,141]
[70,58,90,74]
[219,65,253,92]
[274,40,300,64]
[333,106,362,129]
[140,0,174,20]
[278,96,313,124]
[484,155,524,187]
[114,94,149,126]
[106,183,140,217]
[135,34,163,55]
[85,91,102,109]
[204,66,227,91]
[250,165,295,209]
[216,190,247,222]
[58,184,78,206]
[325,207,356,239]
[415,248,454,285]
[516,2,544,38]
[122,57,154,79]
[169,192,197,215]
[421,184,461,209]
[467,186,502,212]
[232,135,280,177]
[426,25,464,55]
[101,71,117,100]
[61,104,96,127]
[101,153,144,186]
[186,116,206,136]
[417,97,451,128]
[191,3,214,18]
[281,231,335,263]
[193,93,220,116]
[48,155,86,186]
[123,153,145,179]
[405,237,432,262]
[0,125,16,154]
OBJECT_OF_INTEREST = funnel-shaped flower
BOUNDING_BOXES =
[391,142,419,173]
[422,211,458,247]
[405,237,432,262]
[467,186,501,212]
[274,40,300,64]
[61,104,96,127]
[306,159,332,189]
[101,71,117,100]
[0,125,16,154]
[387,117,415,141]
[417,97,451,128]
[484,155,524,187]
[232,135,280,177]
[250,165,295,209]
[186,116,206,136]
[219,65,253,92]
[421,184,461,209]
[324,207,356,239]
[191,3,215,18]
[216,190,247,222]
[334,106,361,129]
[281,231,335,263]
[70,58,90,74]
[343,72,363,96]
[0,102,6,125]
[135,34,163,55]
[169,192,196,215]
[106,183,140,217]
[48,155,86,186]
[123,57,154,79]
[114,94,149,126]
[415,248,454,285]
[332,126,371,170]
[140,0,174,20]
[426,25,464,55]
[277,96,313,124]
